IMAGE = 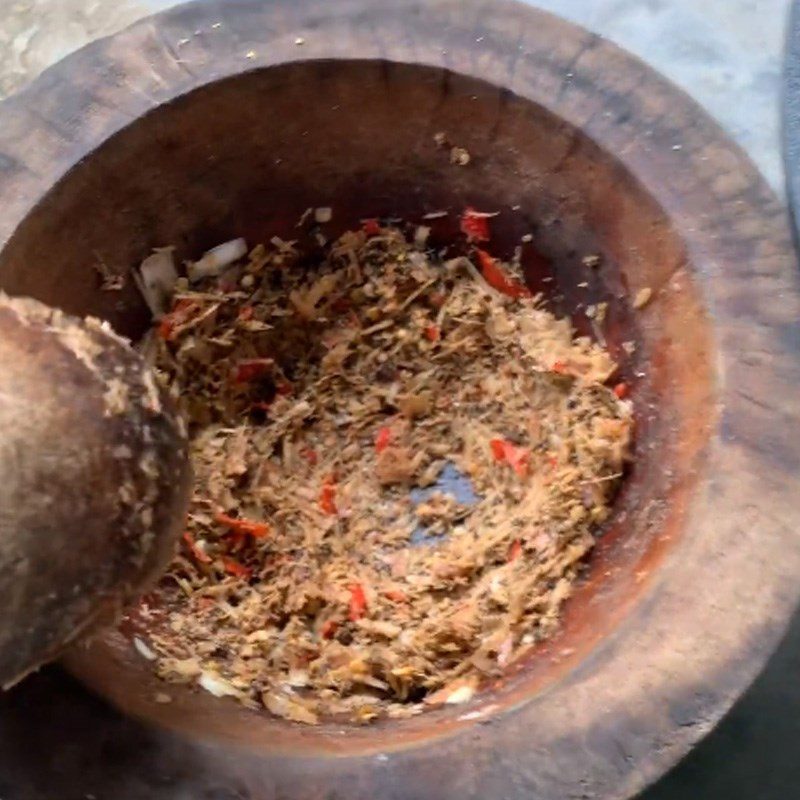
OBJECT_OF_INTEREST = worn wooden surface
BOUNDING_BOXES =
[0,295,190,689]
[0,1,799,799]
[0,0,788,193]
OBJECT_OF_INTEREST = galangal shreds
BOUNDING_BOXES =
[131,212,633,725]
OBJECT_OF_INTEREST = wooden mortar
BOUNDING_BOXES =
[0,1,798,799]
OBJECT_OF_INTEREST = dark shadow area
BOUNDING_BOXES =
[640,606,800,799]
[0,668,241,800]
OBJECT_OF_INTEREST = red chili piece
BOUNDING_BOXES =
[613,382,629,399]
[424,324,440,342]
[489,438,530,478]
[375,426,392,453]
[214,511,270,539]
[222,556,252,578]
[182,531,211,563]
[158,299,197,341]
[232,358,273,384]
[348,583,368,621]
[460,207,491,242]
[320,481,338,515]
[476,249,531,298]
[362,218,381,236]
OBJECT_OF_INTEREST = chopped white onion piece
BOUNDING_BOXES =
[187,238,247,283]
[445,685,475,704]
[133,636,157,661]
[198,670,239,698]
[133,247,178,318]
[286,668,310,688]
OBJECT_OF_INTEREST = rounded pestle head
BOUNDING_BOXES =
[0,294,190,686]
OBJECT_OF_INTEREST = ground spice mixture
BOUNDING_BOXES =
[133,212,633,725]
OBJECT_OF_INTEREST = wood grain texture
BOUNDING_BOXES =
[0,1,798,799]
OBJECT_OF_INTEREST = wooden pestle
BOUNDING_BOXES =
[0,294,190,687]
